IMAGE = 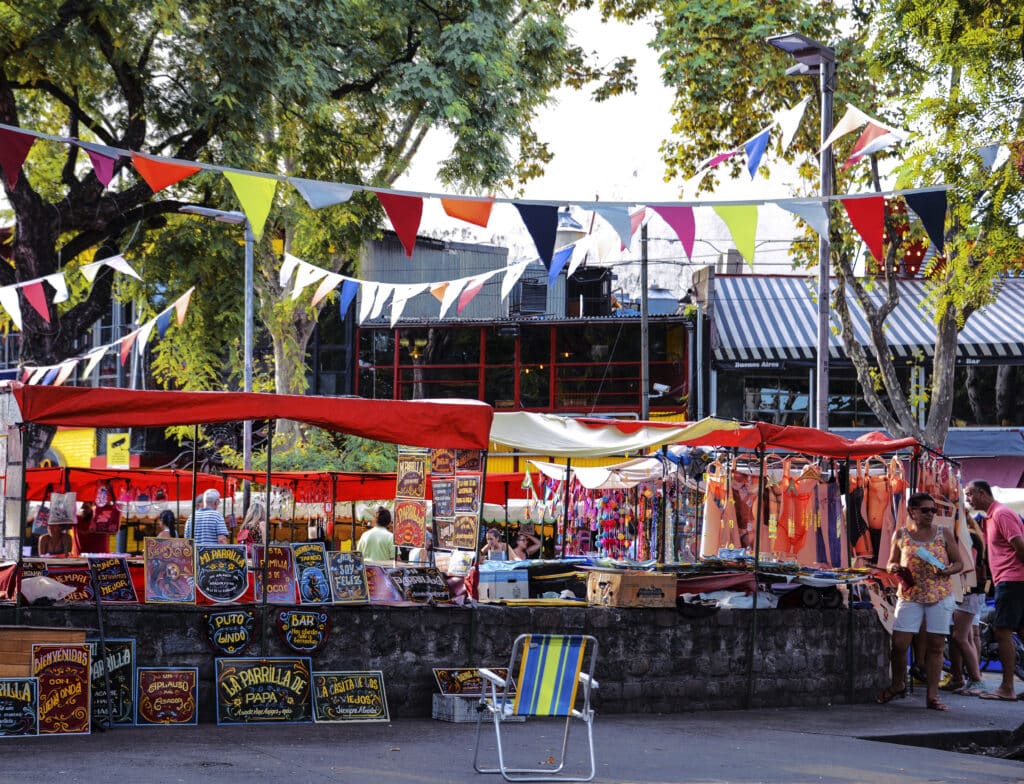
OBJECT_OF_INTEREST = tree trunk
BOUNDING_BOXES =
[996,365,1018,425]
[965,367,986,424]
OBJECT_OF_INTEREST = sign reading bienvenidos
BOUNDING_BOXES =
[327,551,368,605]
[215,657,312,724]
[196,544,249,603]
[312,671,389,723]
[89,557,139,604]
[0,679,38,737]
[135,667,198,725]
[292,542,333,604]
[32,643,91,735]
[277,609,330,654]
[89,638,135,726]
[204,610,257,656]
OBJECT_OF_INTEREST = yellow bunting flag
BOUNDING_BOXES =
[712,205,759,265]
[224,171,277,241]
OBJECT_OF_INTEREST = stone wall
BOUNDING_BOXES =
[1,603,889,722]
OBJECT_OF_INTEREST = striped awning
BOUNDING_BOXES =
[711,275,1024,369]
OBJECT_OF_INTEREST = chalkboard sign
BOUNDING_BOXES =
[144,537,196,604]
[385,566,452,604]
[90,638,135,726]
[89,557,138,604]
[292,542,333,604]
[433,667,512,696]
[32,643,91,736]
[253,545,298,604]
[396,450,428,499]
[277,609,330,654]
[455,474,482,514]
[456,449,483,472]
[394,499,426,548]
[0,679,38,737]
[215,657,312,725]
[431,448,456,476]
[327,552,368,605]
[196,545,249,603]
[204,610,257,656]
[43,567,94,603]
[451,514,480,550]
[431,477,455,519]
[312,671,389,723]
[135,667,198,725]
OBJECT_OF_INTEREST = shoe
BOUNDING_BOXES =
[955,679,985,696]
[877,685,908,704]
[978,691,1018,701]
[939,679,965,692]
[926,697,950,711]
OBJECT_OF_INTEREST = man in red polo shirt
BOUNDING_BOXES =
[966,479,1024,701]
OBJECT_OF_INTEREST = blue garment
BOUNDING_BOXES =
[185,507,228,545]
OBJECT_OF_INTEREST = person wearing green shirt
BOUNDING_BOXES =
[358,506,397,562]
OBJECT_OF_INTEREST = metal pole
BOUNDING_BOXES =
[816,58,835,430]
[745,448,766,709]
[243,220,255,509]
[561,459,571,558]
[640,222,650,420]
[260,419,274,656]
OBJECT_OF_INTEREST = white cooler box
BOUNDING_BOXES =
[478,570,529,601]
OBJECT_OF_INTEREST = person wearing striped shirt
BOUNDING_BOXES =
[184,489,229,545]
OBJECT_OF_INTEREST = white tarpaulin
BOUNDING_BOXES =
[529,457,667,490]
[489,412,741,458]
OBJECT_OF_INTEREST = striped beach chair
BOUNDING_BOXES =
[473,634,599,782]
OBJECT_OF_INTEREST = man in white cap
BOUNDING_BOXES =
[184,489,229,545]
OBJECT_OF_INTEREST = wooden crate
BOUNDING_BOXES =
[586,570,677,608]
[0,626,88,675]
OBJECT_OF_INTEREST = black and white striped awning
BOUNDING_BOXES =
[711,275,1024,369]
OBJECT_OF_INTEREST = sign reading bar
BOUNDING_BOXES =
[312,671,389,723]
[433,667,512,696]
[136,667,198,725]
[215,657,312,725]
[253,545,298,604]
[204,610,257,656]
[196,544,249,603]
[90,638,135,726]
[144,537,196,604]
[327,551,368,605]
[33,643,91,735]
[277,609,330,654]
[0,679,38,738]
[292,542,333,604]
[89,557,138,604]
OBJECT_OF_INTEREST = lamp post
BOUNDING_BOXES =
[179,206,255,473]
[767,32,835,431]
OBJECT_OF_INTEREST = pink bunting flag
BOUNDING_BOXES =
[841,196,886,263]
[175,288,194,325]
[457,274,489,314]
[130,152,201,193]
[843,123,892,171]
[119,332,137,366]
[699,150,739,170]
[376,192,423,257]
[650,206,696,260]
[21,281,50,323]
[623,208,646,251]
[0,126,36,187]
[77,141,120,187]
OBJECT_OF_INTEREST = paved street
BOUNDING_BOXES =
[4,678,1024,784]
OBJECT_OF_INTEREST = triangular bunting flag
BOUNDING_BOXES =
[0,126,36,187]
[44,273,69,304]
[21,281,50,323]
[439,277,469,319]
[28,367,48,385]
[338,279,359,318]
[376,192,423,257]
[430,282,449,304]
[155,309,173,339]
[441,197,494,227]
[291,261,329,300]
[119,332,138,366]
[311,271,344,307]
[712,205,759,265]
[174,288,194,325]
[358,282,378,324]
[567,237,591,278]
[744,128,772,179]
[581,203,633,249]
[819,105,872,153]
[782,199,829,238]
[841,195,886,263]
[82,348,106,379]
[79,258,107,283]
[651,206,696,260]
[369,284,393,320]
[699,150,740,170]
[389,283,429,328]
[280,253,301,286]
[0,286,22,329]
[843,123,894,170]
[290,177,354,209]
[40,367,60,386]
[500,261,530,301]
[775,96,810,152]
[103,255,142,280]
[457,274,490,314]
[514,204,558,269]
[904,190,948,253]
[130,152,201,193]
[136,319,157,356]
[224,171,277,241]
[54,361,76,387]
[977,143,999,172]
[76,141,121,187]
[548,244,574,287]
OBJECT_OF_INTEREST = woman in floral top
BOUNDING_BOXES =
[877,492,962,711]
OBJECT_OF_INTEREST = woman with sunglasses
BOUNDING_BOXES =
[877,492,962,711]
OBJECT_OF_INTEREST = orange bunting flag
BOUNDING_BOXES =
[376,192,423,257]
[430,282,449,304]
[175,288,194,325]
[21,281,50,323]
[441,197,494,228]
[130,152,201,193]
[841,196,886,263]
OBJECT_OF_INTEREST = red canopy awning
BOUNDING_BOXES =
[11,383,493,449]
[24,467,223,502]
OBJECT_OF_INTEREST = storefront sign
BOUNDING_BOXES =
[431,448,455,476]
[0,679,38,737]
[215,657,312,725]
[90,638,135,726]
[32,643,91,735]
[253,545,298,604]
[196,545,249,603]
[394,499,426,548]
[396,450,428,499]
[204,610,257,656]
[277,609,330,654]
[292,542,333,604]
[311,671,389,723]
[135,667,198,725]
[327,552,368,605]
[89,557,138,604]
[144,537,196,604]
[433,667,511,696]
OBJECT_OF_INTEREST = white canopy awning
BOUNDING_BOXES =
[529,457,668,490]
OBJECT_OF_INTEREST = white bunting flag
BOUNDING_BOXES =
[567,236,593,279]
[500,261,531,301]
[389,283,429,328]
[82,348,107,379]
[311,271,344,307]
[369,283,393,320]
[280,252,301,287]
[358,282,378,325]
[0,286,22,330]
[775,96,811,152]
[291,260,329,300]
[44,273,69,304]
[439,277,470,319]
[136,318,157,356]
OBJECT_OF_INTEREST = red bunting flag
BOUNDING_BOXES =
[119,332,137,366]
[130,152,201,193]
[376,192,423,257]
[21,281,50,323]
[841,196,886,263]
[0,126,36,187]
[843,123,892,170]
[457,275,489,314]
[441,197,494,228]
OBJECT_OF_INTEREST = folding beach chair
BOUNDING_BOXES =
[473,634,599,782]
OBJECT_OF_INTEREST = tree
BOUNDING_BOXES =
[1,0,626,461]
[603,0,1023,449]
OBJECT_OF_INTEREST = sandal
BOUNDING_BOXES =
[926,697,949,711]
[939,680,965,692]
[876,685,907,704]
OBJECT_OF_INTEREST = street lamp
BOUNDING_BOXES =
[767,32,835,431]
[179,206,255,472]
